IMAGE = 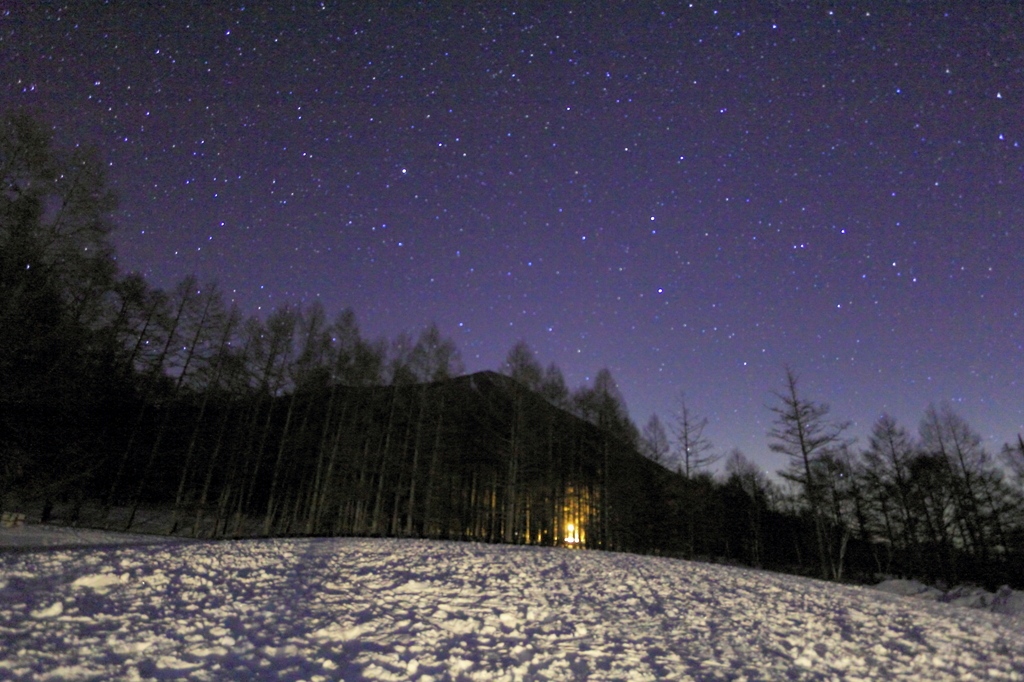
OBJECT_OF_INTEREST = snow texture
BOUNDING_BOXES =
[1,529,1022,681]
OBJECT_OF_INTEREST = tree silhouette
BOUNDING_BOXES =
[1,112,118,514]
[539,362,569,408]
[502,340,544,391]
[768,367,851,579]
[1002,436,1024,489]
[639,414,670,466]
[671,394,718,477]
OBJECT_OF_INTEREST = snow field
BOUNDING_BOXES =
[0,537,1021,681]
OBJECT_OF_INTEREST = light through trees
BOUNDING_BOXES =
[561,486,592,546]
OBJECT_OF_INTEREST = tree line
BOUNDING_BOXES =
[760,368,1024,588]
[3,111,1023,589]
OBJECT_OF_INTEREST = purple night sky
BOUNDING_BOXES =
[4,2,1022,472]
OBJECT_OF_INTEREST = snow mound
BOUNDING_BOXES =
[71,572,129,591]
[874,579,944,600]
[993,585,1024,617]
[942,585,997,609]
[875,579,1024,618]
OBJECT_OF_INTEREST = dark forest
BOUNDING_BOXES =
[3,112,1023,590]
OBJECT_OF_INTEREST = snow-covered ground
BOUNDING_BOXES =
[0,523,177,549]
[1,528,1022,681]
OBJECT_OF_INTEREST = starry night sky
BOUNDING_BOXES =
[4,2,1022,471]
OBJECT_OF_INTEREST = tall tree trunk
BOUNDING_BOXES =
[262,391,300,535]
[192,396,235,537]
[404,386,429,537]
[123,281,203,530]
[308,394,350,534]
[420,394,445,538]
[369,388,399,535]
